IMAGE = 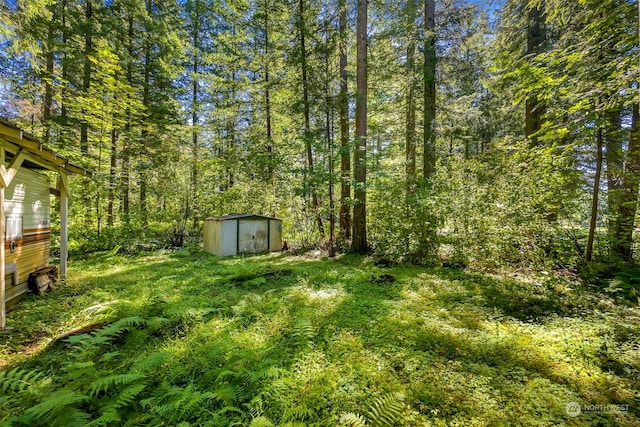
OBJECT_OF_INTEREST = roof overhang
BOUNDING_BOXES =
[0,117,92,177]
[205,214,281,221]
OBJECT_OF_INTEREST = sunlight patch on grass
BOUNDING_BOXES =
[1,251,638,426]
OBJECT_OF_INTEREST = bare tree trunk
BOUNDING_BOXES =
[525,4,546,146]
[229,65,237,188]
[614,103,640,260]
[585,124,603,263]
[351,0,368,253]
[81,0,93,227]
[299,0,324,236]
[107,127,117,226]
[605,108,624,259]
[405,0,417,193]
[140,0,151,229]
[325,25,335,257]
[423,0,436,180]
[60,0,68,139]
[264,0,273,181]
[191,0,200,229]
[43,22,54,144]
[338,0,351,241]
[80,0,92,154]
[122,12,133,225]
[611,4,640,261]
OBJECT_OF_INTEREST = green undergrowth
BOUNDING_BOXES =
[1,250,639,426]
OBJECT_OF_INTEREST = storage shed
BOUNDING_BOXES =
[0,118,91,330]
[203,214,282,256]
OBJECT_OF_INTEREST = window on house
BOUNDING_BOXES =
[6,215,23,240]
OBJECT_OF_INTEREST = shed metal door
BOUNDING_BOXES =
[238,220,268,253]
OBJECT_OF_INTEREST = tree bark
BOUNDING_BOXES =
[299,0,324,236]
[405,0,417,193]
[264,0,273,181]
[423,0,436,180]
[229,65,237,188]
[122,12,133,224]
[525,4,546,146]
[351,0,368,252]
[60,0,68,137]
[107,127,117,226]
[585,124,603,263]
[43,20,54,144]
[191,0,200,229]
[80,0,93,154]
[614,103,640,260]
[605,108,624,259]
[327,57,335,257]
[140,0,152,228]
[338,0,351,241]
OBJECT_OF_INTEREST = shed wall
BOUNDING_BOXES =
[238,220,268,254]
[202,221,222,256]
[220,220,237,256]
[269,220,282,251]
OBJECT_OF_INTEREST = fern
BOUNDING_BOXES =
[114,383,147,409]
[62,360,96,381]
[86,408,121,426]
[290,317,315,348]
[212,384,238,406]
[91,316,147,341]
[21,390,89,425]
[0,367,46,393]
[250,416,275,427]
[144,383,216,423]
[339,413,368,427]
[365,392,405,427]
[282,405,315,422]
[89,373,146,397]
[98,351,123,363]
[127,352,168,375]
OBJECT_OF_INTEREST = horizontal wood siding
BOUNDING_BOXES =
[3,168,51,306]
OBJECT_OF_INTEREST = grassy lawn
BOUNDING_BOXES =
[1,250,639,426]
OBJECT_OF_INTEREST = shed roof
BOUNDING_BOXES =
[205,214,280,221]
[0,117,92,176]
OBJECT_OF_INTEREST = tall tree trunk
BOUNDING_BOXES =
[80,0,92,154]
[228,65,237,188]
[140,0,151,228]
[81,0,93,227]
[191,0,200,229]
[614,103,640,260]
[423,0,436,179]
[405,0,417,193]
[605,108,624,258]
[525,4,546,146]
[612,3,640,261]
[325,24,335,257]
[60,0,68,138]
[299,0,324,236]
[108,127,117,226]
[43,21,54,144]
[351,0,367,252]
[122,13,133,224]
[264,0,273,181]
[585,124,603,263]
[338,0,351,241]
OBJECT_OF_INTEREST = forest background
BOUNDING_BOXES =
[1,0,640,290]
